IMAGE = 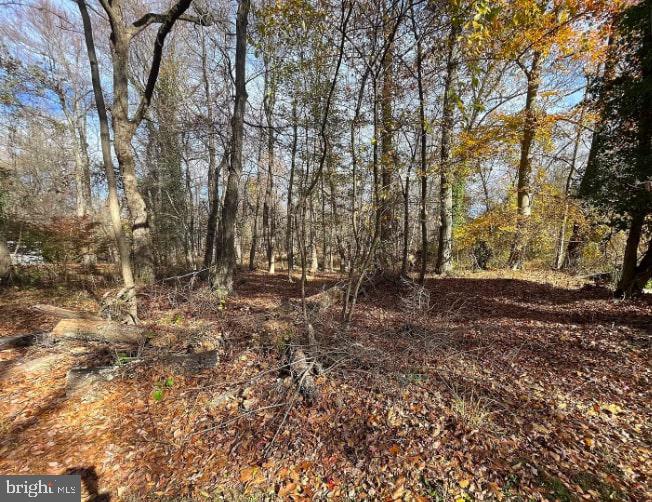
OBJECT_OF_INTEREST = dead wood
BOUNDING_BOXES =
[66,366,120,401]
[66,350,219,400]
[32,304,102,320]
[296,284,344,311]
[0,333,40,349]
[286,346,320,404]
[52,319,144,345]
[163,350,219,371]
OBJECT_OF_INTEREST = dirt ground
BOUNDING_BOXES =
[0,269,650,501]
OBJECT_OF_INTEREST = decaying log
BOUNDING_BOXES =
[66,366,119,401]
[66,350,219,400]
[33,304,101,320]
[0,332,40,349]
[299,285,343,311]
[163,350,219,371]
[52,319,144,345]
[287,347,319,404]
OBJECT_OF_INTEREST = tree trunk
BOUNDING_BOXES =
[0,228,11,284]
[110,27,155,283]
[286,101,297,279]
[113,124,155,283]
[212,0,250,293]
[262,60,277,274]
[563,223,582,270]
[508,51,542,270]
[378,14,396,270]
[201,26,222,269]
[436,23,460,275]
[249,154,262,271]
[410,2,428,284]
[401,163,411,276]
[626,236,652,296]
[309,197,319,274]
[616,212,645,297]
[205,153,227,268]
[74,117,96,267]
[76,0,137,320]
[554,105,585,269]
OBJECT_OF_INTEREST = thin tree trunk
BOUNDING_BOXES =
[309,197,318,274]
[554,107,584,269]
[75,117,96,267]
[410,1,428,284]
[249,143,263,271]
[508,51,542,270]
[0,228,11,284]
[401,163,411,276]
[262,60,277,274]
[184,154,195,267]
[286,101,297,280]
[436,23,460,275]
[320,174,328,271]
[379,15,396,269]
[201,26,221,269]
[212,0,250,293]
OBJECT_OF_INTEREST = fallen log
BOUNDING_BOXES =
[287,347,319,404]
[66,366,119,401]
[33,304,101,320]
[52,319,144,345]
[66,351,219,400]
[0,333,39,349]
[290,284,343,312]
[164,350,219,371]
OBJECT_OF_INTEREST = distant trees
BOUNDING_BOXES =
[2,0,648,305]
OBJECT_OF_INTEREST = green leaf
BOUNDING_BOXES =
[152,389,164,401]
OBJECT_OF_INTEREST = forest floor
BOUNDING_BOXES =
[0,269,650,501]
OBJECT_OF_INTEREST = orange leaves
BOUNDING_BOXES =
[239,466,265,486]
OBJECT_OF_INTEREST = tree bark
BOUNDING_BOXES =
[378,12,397,269]
[0,228,11,284]
[212,0,250,293]
[262,58,277,274]
[286,101,297,279]
[435,23,460,275]
[554,105,585,269]
[201,26,222,269]
[508,51,542,270]
[76,0,137,320]
[410,0,428,284]
[615,212,646,297]
[111,32,155,283]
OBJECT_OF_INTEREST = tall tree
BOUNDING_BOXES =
[76,0,137,320]
[580,0,652,297]
[436,19,460,275]
[212,0,250,293]
[93,0,207,283]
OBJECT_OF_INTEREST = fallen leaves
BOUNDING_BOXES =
[0,272,649,500]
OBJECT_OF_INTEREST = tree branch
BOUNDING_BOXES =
[130,0,198,127]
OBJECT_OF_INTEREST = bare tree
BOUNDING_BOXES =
[212,0,250,293]
[93,0,208,283]
[76,0,137,320]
